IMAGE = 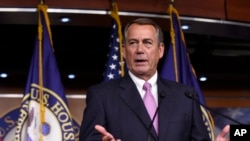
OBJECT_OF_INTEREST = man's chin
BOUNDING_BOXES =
[133,69,147,75]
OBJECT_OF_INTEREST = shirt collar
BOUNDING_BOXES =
[128,71,158,89]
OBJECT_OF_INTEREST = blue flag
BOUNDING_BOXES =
[160,5,215,141]
[103,2,125,82]
[14,4,75,141]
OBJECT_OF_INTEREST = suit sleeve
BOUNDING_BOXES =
[79,86,105,141]
[190,89,211,141]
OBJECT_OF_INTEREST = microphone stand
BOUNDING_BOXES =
[147,92,165,141]
[185,91,244,125]
[147,106,159,141]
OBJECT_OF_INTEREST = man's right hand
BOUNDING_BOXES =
[215,124,230,141]
[95,125,121,141]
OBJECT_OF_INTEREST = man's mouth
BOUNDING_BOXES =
[134,59,147,64]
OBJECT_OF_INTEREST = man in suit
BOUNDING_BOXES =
[79,18,229,141]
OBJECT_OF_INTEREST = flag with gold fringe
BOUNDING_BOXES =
[103,1,125,82]
[160,4,215,141]
[14,4,75,141]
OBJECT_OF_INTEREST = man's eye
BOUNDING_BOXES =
[129,41,137,45]
[144,41,152,45]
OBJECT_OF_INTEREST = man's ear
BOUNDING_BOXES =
[159,43,165,59]
[122,44,126,59]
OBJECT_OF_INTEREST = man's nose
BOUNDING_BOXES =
[136,42,144,52]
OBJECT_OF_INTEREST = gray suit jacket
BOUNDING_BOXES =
[79,75,210,141]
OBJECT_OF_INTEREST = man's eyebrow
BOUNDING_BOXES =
[142,38,153,41]
[127,39,138,42]
[127,38,153,42]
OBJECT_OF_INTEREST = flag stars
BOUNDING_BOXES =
[226,108,244,119]
[109,63,117,70]
[103,21,124,82]
[109,43,112,48]
[107,73,115,80]
[114,46,119,51]
[112,54,118,61]
[116,37,119,43]
[119,61,124,66]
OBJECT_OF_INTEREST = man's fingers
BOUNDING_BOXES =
[95,125,108,135]
[95,125,122,141]
[95,125,114,139]
[220,125,230,137]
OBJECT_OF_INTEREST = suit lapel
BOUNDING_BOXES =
[119,75,159,140]
[157,78,176,140]
[119,76,150,125]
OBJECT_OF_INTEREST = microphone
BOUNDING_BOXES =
[184,91,244,125]
[147,92,166,141]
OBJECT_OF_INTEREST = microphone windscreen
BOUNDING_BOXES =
[159,91,166,99]
[184,91,193,99]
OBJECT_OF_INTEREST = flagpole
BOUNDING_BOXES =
[170,0,174,4]
[14,2,76,140]
[38,5,44,141]
[110,1,125,77]
[40,0,44,4]
[164,3,215,140]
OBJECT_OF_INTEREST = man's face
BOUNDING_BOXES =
[122,24,164,80]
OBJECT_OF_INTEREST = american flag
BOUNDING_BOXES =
[212,107,250,137]
[103,20,123,81]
